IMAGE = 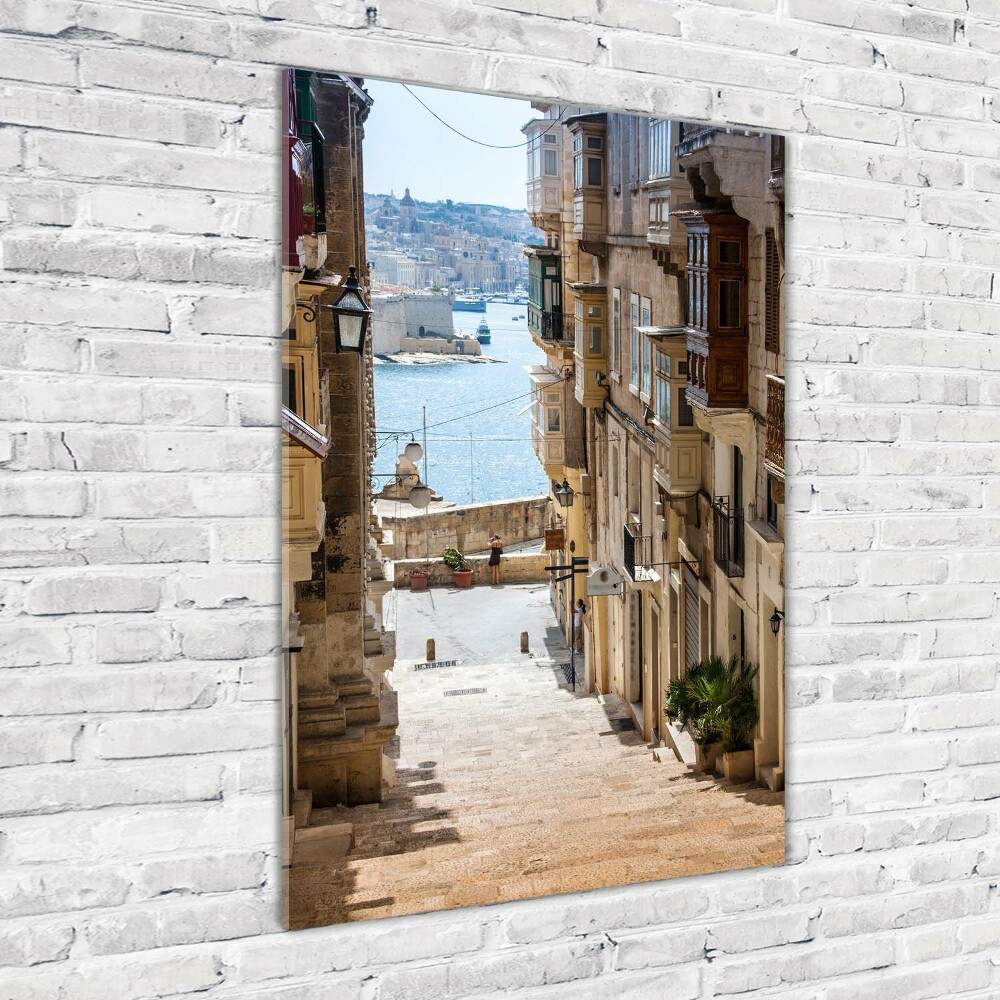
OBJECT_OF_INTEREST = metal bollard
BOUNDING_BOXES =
[520,631,529,653]
[426,638,435,661]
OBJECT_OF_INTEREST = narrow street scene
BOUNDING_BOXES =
[289,585,782,927]
[281,69,785,928]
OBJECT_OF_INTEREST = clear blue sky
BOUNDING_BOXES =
[362,79,539,210]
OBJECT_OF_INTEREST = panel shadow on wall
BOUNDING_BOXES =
[280,68,786,929]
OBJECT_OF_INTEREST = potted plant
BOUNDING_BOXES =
[666,654,758,778]
[442,547,473,588]
[409,565,431,591]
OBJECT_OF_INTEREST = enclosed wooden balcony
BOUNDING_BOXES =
[569,282,607,408]
[645,329,702,494]
[522,116,564,233]
[565,114,607,246]
[674,205,750,411]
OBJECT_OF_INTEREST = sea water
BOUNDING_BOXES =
[373,303,549,505]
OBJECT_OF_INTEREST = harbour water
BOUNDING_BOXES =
[373,303,548,505]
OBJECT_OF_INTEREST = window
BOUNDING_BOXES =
[543,148,558,176]
[766,476,779,529]
[640,297,652,398]
[282,364,298,415]
[589,324,602,354]
[649,119,671,178]
[612,447,619,497]
[630,293,640,389]
[547,407,561,433]
[718,239,742,265]
[654,351,670,424]
[612,288,621,374]
[765,228,781,354]
[574,299,584,355]
[718,279,741,329]
[676,387,694,427]
[587,156,603,187]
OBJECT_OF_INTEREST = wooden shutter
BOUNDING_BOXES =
[765,228,780,355]
[683,566,700,671]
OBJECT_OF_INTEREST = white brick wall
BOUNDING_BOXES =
[1,1,998,996]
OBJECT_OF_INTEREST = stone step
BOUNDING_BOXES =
[298,706,347,740]
[341,692,381,725]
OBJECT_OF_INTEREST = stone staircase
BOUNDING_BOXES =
[289,650,783,928]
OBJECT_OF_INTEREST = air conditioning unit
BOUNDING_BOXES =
[578,473,591,495]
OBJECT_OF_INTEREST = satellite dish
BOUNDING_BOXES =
[403,440,423,462]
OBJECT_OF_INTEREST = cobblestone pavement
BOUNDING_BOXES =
[288,585,784,928]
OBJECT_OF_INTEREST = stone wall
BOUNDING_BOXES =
[384,495,551,560]
[393,550,550,587]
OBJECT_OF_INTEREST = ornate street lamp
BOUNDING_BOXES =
[408,484,432,509]
[553,478,574,508]
[769,609,784,635]
[330,266,372,352]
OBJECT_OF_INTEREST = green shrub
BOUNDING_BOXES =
[442,547,468,572]
[665,654,758,751]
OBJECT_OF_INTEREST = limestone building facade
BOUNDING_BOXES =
[281,70,398,856]
[524,111,785,789]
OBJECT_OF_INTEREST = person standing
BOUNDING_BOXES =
[488,533,503,585]
[573,599,586,652]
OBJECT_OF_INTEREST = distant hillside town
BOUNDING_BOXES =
[365,189,539,294]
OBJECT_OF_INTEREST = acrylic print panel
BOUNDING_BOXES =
[280,68,787,929]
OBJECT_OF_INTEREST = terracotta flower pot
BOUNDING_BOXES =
[453,569,474,588]
[410,571,430,591]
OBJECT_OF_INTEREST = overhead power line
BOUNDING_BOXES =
[401,83,567,150]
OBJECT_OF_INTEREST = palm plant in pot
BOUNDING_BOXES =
[666,654,758,779]
[442,547,473,588]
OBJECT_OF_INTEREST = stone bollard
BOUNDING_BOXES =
[426,638,435,662]
[520,631,529,653]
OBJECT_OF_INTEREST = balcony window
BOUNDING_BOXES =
[589,324,602,354]
[640,297,652,397]
[612,288,621,374]
[654,351,670,424]
[718,278,742,329]
[547,407,561,433]
[543,147,558,176]
[630,293,640,390]
[676,386,694,426]
[766,476,779,529]
[718,239,741,265]
[649,119,671,179]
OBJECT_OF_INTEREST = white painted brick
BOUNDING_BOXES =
[0,919,75,967]
[95,474,276,519]
[176,615,278,658]
[0,476,86,516]
[0,719,80,768]
[91,339,276,382]
[0,625,73,666]
[93,708,274,759]
[172,566,278,609]
[212,519,280,562]
[24,573,162,614]
[1,757,223,815]
[0,666,216,718]
[0,4,998,1000]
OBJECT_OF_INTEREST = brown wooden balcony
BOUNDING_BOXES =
[686,329,748,410]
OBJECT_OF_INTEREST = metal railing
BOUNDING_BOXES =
[623,523,654,581]
[712,498,744,578]
[529,308,573,344]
